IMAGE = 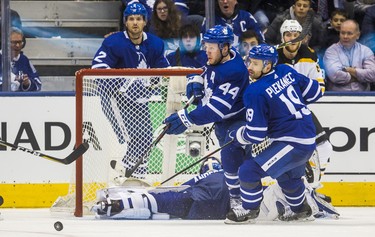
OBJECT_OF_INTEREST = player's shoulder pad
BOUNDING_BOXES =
[145,32,164,44]
[104,31,128,46]
[299,44,318,61]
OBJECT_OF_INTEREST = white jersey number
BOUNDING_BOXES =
[218,82,240,100]
[93,51,107,63]
[279,86,311,119]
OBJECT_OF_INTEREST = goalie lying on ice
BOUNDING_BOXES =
[91,158,339,220]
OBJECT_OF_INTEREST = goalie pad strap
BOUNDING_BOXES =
[142,192,158,214]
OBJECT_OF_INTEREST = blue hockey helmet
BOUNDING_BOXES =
[248,44,278,67]
[203,25,234,46]
[199,157,223,174]
[124,2,148,21]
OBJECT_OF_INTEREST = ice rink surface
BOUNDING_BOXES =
[0,207,375,237]
[0,207,374,237]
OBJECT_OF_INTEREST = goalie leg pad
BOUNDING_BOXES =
[92,188,159,219]
[95,208,151,220]
[259,182,319,221]
[311,189,340,218]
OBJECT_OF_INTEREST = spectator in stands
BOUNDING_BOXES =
[354,0,375,25]
[323,19,375,91]
[0,5,22,30]
[92,2,170,179]
[362,4,375,34]
[322,9,348,50]
[201,0,265,50]
[121,0,195,30]
[0,5,23,54]
[166,24,207,68]
[238,30,261,60]
[0,27,42,92]
[361,5,375,53]
[264,0,326,52]
[149,0,182,56]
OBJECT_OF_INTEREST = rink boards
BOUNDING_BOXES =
[0,92,374,207]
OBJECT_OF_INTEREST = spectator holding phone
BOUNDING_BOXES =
[0,27,42,92]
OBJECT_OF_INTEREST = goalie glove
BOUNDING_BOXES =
[163,109,193,135]
[186,74,204,105]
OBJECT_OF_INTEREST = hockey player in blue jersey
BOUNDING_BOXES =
[91,157,339,220]
[91,2,170,179]
[225,44,323,224]
[201,0,265,49]
[91,157,230,220]
[162,25,250,208]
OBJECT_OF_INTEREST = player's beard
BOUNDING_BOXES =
[249,70,261,80]
[127,25,143,41]
[285,42,301,54]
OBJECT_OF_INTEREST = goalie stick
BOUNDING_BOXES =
[111,96,196,178]
[0,139,89,165]
[160,139,233,185]
[275,10,314,49]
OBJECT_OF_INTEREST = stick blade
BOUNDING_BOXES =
[61,142,89,165]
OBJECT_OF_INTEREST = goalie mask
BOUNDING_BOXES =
[199,157,223,174]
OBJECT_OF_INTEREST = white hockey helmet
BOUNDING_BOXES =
[280,20,302,41]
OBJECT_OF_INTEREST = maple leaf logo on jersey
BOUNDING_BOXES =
[201,77,212,106]
[136,52,148,69]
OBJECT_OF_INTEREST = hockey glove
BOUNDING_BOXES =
[186,74,204,105]
[163,109,193,135]
[229,126,252,148]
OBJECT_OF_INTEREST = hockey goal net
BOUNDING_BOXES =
[51,68,221,217]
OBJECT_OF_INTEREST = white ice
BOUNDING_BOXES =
[0,207,374,237]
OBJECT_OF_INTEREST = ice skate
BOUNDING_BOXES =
[225,206,259,224]
[276,200,313,221]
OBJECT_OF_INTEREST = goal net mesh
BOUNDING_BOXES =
[51,68,219,216]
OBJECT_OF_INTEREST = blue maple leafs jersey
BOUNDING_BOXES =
[92,31,169,69]
[240,64,322,149]
[201,10,265,49]
[188,49,249,125]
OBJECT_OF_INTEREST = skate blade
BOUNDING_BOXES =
[224,218,256,225]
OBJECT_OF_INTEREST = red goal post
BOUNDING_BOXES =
[73,68,208,217]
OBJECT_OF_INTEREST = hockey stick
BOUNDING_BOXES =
[0,139,89,165]
[111,96,196,178]
[275,10,314,49]
[160,140,233,185]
